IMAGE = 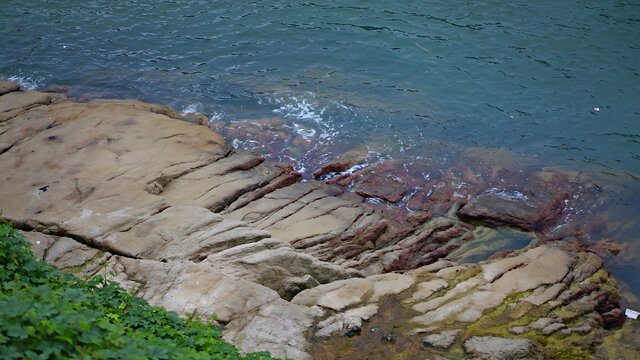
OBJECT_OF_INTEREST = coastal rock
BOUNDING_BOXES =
[223,180,392,262]
[204,238,357,299]
[223,299,313,360]
[568,252,603,283]
[315,304,379,337]
[521,284,565,306]
[353,173,407,203]
[456,190,564,232]
[22,230,281,322]
[3,91,635,360]
[463,336,543,360]
[411,244,575,326]
[291,273,414,311]
[508,326,529,335]
[307,240,627,359]
[0,90,53,113]
[405,279,448,303]
[22,230,313,359]
[0,95,342,358]
[421,330,462,349]
[0,81,20,95]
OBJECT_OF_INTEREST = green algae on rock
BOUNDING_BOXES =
[0,83,637,359]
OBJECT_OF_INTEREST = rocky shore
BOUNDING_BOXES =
[1,80,638,359]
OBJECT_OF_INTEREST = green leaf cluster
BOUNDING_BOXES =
[0,221,278,360]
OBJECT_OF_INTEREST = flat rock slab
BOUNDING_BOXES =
[421,330,462,350]
[457,191,564,231]
[292,273,415,311]
[463,336,543,360]
[0,90,52,113]
[0,81,20,95]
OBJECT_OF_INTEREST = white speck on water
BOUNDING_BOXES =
[487,188,529,201]
[36,241,41,244]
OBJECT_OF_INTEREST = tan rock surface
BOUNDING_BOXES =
[0,81,20,95]
[1,92,371,358]
[22,230,312,359]
[291,273,414,311]
[3,90,635,360]
[0,90,52,113]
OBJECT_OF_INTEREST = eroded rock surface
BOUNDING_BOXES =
[1,88,636,360]
[305,242,629,359]
[0,81,20,95]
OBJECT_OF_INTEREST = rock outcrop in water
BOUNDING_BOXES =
[1,81,638,359]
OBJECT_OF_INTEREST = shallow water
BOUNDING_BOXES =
[1,0,639,302]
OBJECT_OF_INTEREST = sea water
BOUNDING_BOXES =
[1,0,639,301]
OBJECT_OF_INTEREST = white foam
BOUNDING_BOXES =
[293,123,316,139]
[208,111,223,122]
[180,103,201,115]
[7,73,45,90]
[231,138,244,149]
[273,95,326,123]
[265,92,341,142]
[487,188,529,201]
[343,163,370,175]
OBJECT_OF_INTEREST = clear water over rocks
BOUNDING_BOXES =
[1,0,640,301]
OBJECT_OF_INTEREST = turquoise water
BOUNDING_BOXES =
[1,0,640,300]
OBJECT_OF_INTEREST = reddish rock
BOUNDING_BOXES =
[41,85,70,94]
[488,249,517,260]
[313,159,356,178]
[559,283,600,302]
[414,244,460,267]
[593,291,619,316]
[406,211,433,226]
[326,173,352,185]
[456,187,567,232]
[591,238,627,256]
[407,187,432,211]
[601,309,625,329]
[431,225,465,244]
[353,174,408,203]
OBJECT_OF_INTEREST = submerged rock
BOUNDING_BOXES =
[2,89,636,360]
[456,190,565,232]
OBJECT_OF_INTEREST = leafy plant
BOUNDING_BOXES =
[0,220,279,360]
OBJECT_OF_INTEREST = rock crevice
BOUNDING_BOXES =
[0,84,635,360]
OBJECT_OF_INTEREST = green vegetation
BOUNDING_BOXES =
[0,221,278,360]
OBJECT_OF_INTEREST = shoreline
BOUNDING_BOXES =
[1,80,639,358]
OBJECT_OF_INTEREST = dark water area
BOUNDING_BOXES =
[1,0,640,304]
